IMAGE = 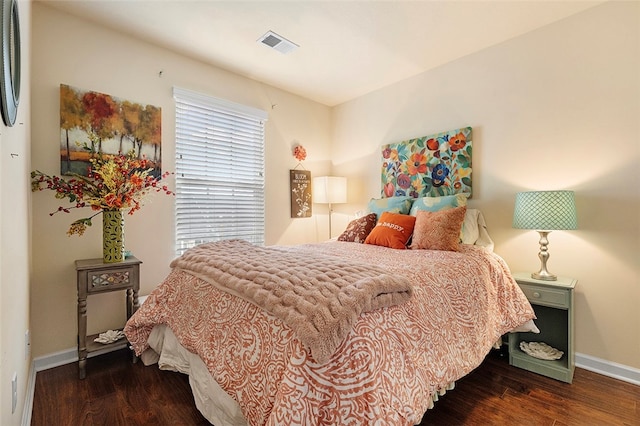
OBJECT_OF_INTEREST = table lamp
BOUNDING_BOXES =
[513,190,577,281]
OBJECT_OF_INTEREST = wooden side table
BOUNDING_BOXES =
[508,272,577,383]
[75,256,142,379]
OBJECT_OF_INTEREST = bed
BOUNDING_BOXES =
[124,127,537,425]
[124,213,535,425]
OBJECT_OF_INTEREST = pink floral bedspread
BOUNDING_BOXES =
[124,242,534,426]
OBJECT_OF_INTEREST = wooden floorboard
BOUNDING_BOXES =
[32,348,639,425]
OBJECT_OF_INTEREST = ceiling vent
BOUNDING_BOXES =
[258,31,299,54]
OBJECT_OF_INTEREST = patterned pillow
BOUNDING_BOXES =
[409,193,467,216]
[364,212,416,250]
[338,213,377,243]
[367,196,413,218]
[410,206,467,251]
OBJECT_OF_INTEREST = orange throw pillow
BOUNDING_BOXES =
[364,211,416,249]
[410,206,467,251]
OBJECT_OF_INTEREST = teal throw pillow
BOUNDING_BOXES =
[367,196,413,218]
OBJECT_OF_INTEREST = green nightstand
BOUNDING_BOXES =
[508,272,577,383]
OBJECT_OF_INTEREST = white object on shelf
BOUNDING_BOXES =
[519,341,564,360]
[94,329,125,344]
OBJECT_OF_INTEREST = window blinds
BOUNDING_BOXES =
[174,87,267,256]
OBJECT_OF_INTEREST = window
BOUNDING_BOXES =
[174,87,267,256]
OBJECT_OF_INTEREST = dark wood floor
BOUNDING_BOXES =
[32,348,639,425]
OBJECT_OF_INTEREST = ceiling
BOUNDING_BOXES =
[38,0,604,106]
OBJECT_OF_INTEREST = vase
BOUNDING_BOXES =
[102,209,125,263]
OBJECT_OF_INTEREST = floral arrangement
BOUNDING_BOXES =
[31,149,173,236]
[293,145,307,162]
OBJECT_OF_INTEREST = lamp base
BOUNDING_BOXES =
[532,230,558,281]
[531,270,557,281]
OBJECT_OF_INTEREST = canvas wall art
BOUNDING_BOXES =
[60,84,162,177]
[381,127,472,198]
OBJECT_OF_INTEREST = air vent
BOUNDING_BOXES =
[258,31,299,54]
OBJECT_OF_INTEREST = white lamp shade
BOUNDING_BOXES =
[313,176,347,204]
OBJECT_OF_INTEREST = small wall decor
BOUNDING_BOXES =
[381,127,472,198]
[60,84,162,177]
[293,144,307,162]
[290,169,312,218]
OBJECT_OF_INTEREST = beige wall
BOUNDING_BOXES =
[0,1,31,424]
[30,3,332,358]
[26,0,639,384]
[332,1,639,369]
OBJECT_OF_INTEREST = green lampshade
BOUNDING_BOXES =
[513,190,577,231]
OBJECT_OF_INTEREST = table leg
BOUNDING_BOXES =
[77,296,87,379]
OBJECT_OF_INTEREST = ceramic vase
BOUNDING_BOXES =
[102,209,125,263]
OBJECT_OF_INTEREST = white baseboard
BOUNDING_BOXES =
[32,301,149,372]
[33,344,126,372]
[24,347,638,425]
[33,348,77,372]
[22,361,36,426]
[26,297,153,424]
[24,345,130,425]
[576,352,640,386]
[31,348,640,384]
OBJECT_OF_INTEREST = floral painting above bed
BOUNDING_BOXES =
[381,127,472,198]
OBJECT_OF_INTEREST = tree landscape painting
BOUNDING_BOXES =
[60,84,162,177]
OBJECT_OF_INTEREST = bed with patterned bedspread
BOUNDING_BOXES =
[124,236,535,426]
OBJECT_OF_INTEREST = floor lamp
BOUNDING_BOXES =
[313,176,347,239]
